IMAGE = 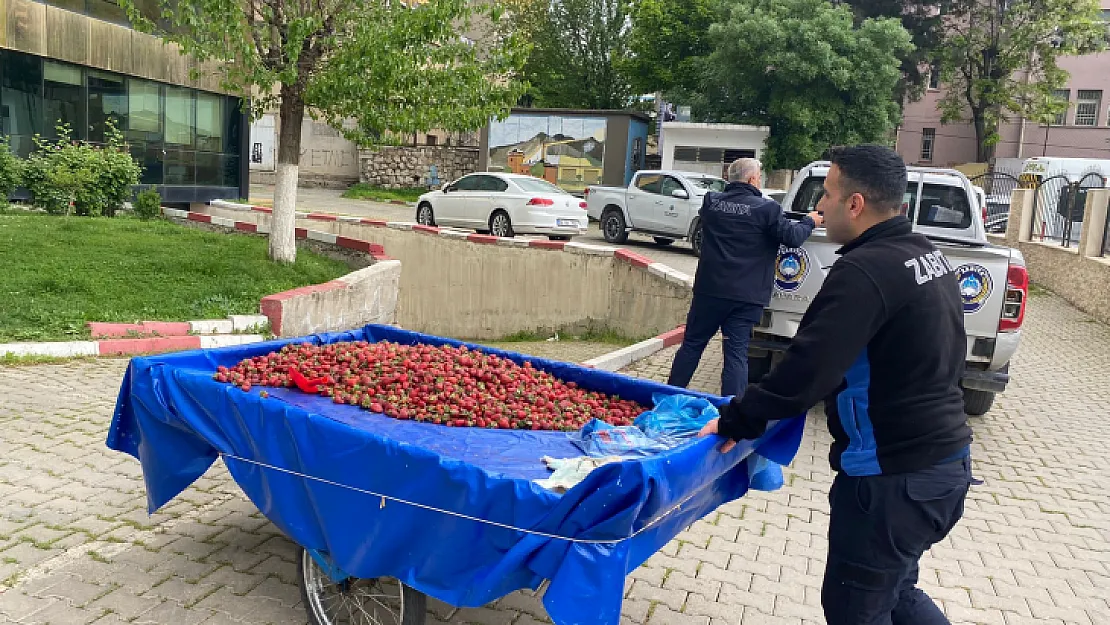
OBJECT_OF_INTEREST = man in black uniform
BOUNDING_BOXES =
[668,158,822,398]
[699,145,973,625]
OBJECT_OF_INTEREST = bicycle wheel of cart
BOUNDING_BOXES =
[299,548,427,625]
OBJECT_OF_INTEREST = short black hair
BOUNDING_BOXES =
[829,144,908,211]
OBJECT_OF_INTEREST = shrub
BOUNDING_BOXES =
[23,123,142,216]
[0,138,22,201]
[133,188,162,220]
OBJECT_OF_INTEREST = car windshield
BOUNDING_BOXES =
[688,177,727,192]
[513,178,567,194]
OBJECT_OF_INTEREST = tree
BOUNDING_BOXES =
[691,0,912,169]
[122,0,527,263]
[624,0,721,96]
[935,0,1106,162]
[507,0,634,109]
[844,0,957,102]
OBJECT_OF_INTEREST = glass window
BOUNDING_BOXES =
[635,173,662,194]
[920,128,936,161]
[164,86,194,146]
[221,154,241,188]
[43,61,85,140]
[688,176,727,192]
[195,92,222,152]
[513,177,567,194]
[127,78,162,143]
[476,175,508,192]
[1,50,44,157]
[164,149,195,185]
[223,96,242,153]
[87,0,129,25]
[918,183,972,229]
[88,70,127,143]
[451,175,481,191]
[195,151,220,185]
[1075,90,1101,126]
[661,176,685,197]
[928,62,940,90]
[1051,89,1069,125]
[129,142,163,185]
[790,177,825,213]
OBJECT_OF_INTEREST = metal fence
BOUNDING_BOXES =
[1027,171,1107,248]
[969,171,1020,234]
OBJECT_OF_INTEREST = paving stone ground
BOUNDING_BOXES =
[1,290,1107,625]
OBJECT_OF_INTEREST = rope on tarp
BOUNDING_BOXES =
[219,452,698,545]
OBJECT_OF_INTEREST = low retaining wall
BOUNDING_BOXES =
[1005,188,1110,325]
[203,201,695,340]
[165,207,402,337]
[359,145,479,189]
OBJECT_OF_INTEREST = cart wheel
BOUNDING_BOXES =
[299,548,427,625]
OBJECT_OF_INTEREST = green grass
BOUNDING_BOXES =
[341,183,426,204]
[0,208,350,342]
[491,329,644,346]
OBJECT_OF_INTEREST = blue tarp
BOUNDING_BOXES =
[106,324,805,625]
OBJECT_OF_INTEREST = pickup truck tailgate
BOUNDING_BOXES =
[763,233,1014,365]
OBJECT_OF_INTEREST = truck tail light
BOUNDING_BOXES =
[982,203,987,224]
[579,201,587,209]
[583,188,590,198]
[527,198,554,206]
[999,263,1028,332]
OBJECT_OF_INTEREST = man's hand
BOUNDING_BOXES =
[807,211,824,227]
[698,418,737,453]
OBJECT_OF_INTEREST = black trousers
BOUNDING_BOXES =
[666,294,763,398]
[822,455,972,625]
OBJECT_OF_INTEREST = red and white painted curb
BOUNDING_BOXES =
[1,334,265,359]
[206,200,697,288]
[582,326,686,372]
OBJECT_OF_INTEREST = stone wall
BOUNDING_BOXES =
[359,146,479,189]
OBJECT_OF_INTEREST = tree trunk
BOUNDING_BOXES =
[271,84,305,264]
[972,111,994,163]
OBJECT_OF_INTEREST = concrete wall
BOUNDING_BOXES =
[1005,188,1110,325]
[200,202,694,340]
[250,114,361,188]
[661,123,770,175]
[262,261,402,337]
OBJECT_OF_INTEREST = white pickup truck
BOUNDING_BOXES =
[751,162,1027,416]
[585,170,734,256]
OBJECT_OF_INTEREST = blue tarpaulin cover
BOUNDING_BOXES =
[106,324,805,625]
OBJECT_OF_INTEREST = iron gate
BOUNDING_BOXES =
[969,171,1020,234]
[1028,172,1107,247]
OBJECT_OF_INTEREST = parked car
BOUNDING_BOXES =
[415,173,588,239]
[754,162,1028,416]
[585,170,730,255]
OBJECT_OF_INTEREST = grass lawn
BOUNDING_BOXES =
[341,183,427,204]
[0,208,350,342]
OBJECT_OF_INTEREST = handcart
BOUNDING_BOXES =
[106,324,805,625]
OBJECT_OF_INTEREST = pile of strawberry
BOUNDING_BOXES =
[213,340,646,431]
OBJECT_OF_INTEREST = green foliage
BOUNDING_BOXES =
[935,0,1107,161]
[22,124,142,217]
[507,0,635,109]
[624,0,721,96]
[0,138,22,200]
[133,188,163,221]
[120,0,528,145]
[341,184,425,203]
[690,0,912,169]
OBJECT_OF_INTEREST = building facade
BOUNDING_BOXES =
[1,0,248,203]
[897,6,1110,168]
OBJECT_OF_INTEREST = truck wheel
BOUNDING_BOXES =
[653,237,675,246]
[962,388,995,416]
[601,208,628,244]
[690,221,704,257]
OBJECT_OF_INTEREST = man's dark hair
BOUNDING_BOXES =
[829,145,908,211]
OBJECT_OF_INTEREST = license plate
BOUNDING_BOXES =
[557,219,577,227]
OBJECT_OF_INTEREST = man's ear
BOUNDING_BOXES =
[848,193,867,218]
